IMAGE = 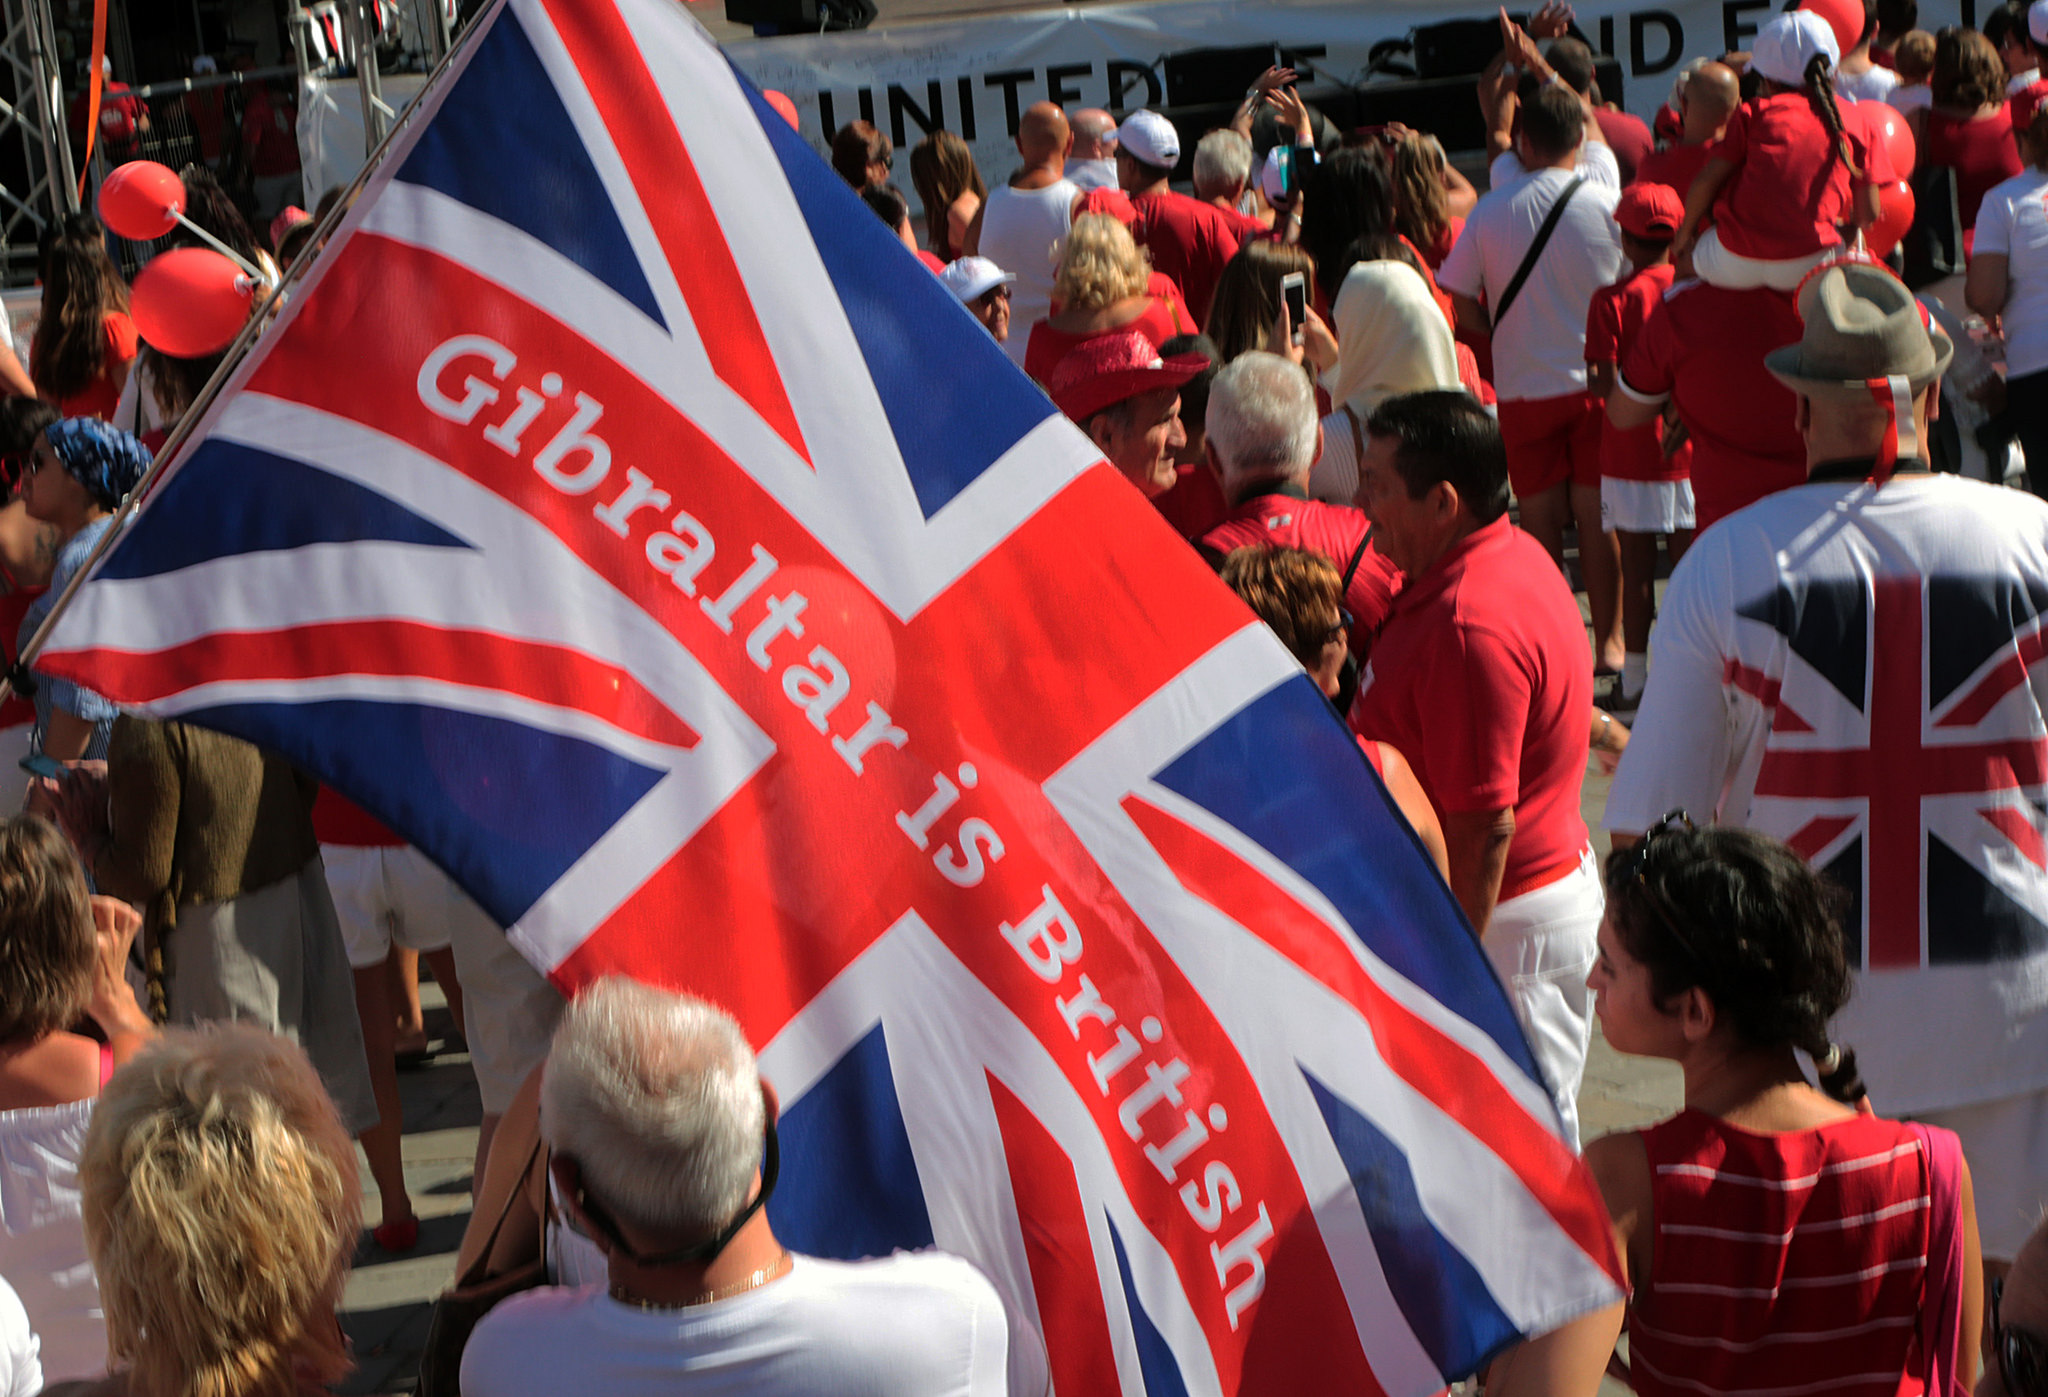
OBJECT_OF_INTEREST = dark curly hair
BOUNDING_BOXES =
[1602,824,1864,1101]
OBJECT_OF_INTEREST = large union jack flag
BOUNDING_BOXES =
[36,0,1622,1387]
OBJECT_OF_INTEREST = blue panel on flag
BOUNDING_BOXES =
[179,699,661,926]
[769,1023,935,1260]
[1106,1216,1192,1397]
[397,9,665,327]
[1303,1067,1518,1379]
[98,441,471,582]
[732,70,1055,520]
[1152,677,1538,1077]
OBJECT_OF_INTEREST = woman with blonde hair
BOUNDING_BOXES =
[0,815,153,1384]
[54,1025,361,1397]
[1390,127,1475,271]
[1022,213,1190,382]
[908,130,986,264]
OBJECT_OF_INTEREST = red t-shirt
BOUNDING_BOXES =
[1920,107,2025,252]
[1348,516,1592,892]
[312,787,404,847]
[1151,463,1227,540]
[2014,79,2048,142]
[0,584,42,730]
[1128,190,1245,327]
[1631,140,1713,204]
[53,312,139,421]
[1586,264,1691,483]
[1422,215,1465,272]
[1710,91,1889,259]
[1595,108,1655,185]
[1199,489,1401,656]
[1022,296,1188,384]
[1620,280,1806,529]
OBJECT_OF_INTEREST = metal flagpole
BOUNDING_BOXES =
[0,0,496,710]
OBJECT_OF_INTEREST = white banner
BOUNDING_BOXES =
[724,0,1969,186]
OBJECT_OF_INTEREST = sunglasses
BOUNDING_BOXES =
[1995,1275,2048,1397]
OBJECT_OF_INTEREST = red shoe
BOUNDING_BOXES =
[372,1215,420,1253]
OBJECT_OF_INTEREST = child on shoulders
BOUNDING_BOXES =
[1674,11,1892,291]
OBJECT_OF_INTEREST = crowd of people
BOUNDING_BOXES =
[0,0,2035,1390]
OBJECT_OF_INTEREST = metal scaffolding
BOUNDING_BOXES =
[0,0,74,285]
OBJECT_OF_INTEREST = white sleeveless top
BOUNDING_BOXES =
[976,178,1078,370]
[0,1098,102,1382]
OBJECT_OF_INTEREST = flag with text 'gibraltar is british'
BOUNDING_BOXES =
[35,0,1623,1388]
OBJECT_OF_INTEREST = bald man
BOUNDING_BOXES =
[1068,106,1119,191]
[966,101,1081,368]
[1633,62,1739,201]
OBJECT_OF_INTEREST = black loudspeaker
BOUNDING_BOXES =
[724,0,873,30]
[1411,15,1529,80]
[1162,45,1280,108]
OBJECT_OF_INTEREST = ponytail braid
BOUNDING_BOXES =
[1807,52,1864,180]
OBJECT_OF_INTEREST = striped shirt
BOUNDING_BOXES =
[1631,1109,1931,1397]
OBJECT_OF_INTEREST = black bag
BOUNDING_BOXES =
[1411,16,1528,78]
[413,1128,548,1396]
[1901,163,1964,290]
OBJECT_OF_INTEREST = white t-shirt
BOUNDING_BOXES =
[1065,157,1118,193]
[1836,63,1901,103]
[1438,163,1622,401]
[976,178,1079,369]
[461,1251,1009,1397]
[1974,166,2048,378]
[1886,84,1933,116]
[1606,475,2048,1116]
[0,1278,39,1397]
[1488,138,1621,191]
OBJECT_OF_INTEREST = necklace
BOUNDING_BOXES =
[610,1250,792,1310]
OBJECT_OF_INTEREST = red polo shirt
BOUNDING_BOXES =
[1709,91,1890,259]
[1586,264,1690,483]
[1348,516,1592,896]
[1129,189,1245,326]
[1619,280,1806,529]
[1199,485,1401,656]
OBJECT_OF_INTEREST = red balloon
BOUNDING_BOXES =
[1867,179,1915,260]
[763,89,800,130]
[130,248,255,357]
[96,161,185,241]
[1797,0,1864,58]
[1852,98,1916,181]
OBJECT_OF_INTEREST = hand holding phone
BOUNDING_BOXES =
[1280,272,1308,347]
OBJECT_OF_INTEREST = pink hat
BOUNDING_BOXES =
[269,205,311,247]
[1045,331,1208,423]
[1614,182,1684,240]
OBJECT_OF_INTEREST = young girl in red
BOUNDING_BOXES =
[1674,11,1891,290]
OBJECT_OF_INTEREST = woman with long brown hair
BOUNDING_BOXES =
[1915,27,2023,257]
[30,223,136,421]
[908,130,986,264]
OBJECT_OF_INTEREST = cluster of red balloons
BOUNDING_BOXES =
[1789,0,1922,261]
[96,161,261,357]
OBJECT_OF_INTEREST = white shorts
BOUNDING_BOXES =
[1914,1088,2048,1260]
[1601,477,1696,535]
[322,843,472,968]
[1486,847,1603,1152]
[1693,226,1838,293]
[443,905,564,1115]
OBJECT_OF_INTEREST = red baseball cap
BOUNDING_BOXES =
[1045,332,1209,424]
[1614,183,1684,241]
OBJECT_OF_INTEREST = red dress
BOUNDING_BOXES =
[1630,1110,1937,1397]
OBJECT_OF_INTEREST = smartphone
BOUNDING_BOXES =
[1272,142,1295,198]
[1280,271,1308,345]
[18,753,65,780]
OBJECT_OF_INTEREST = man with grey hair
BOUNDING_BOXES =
[1193,128,1254,215]
[1198,352,1400,663]
[461,977,1009,1396]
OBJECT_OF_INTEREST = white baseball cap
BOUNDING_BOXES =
[940,256,1014,304]
[1749,10,1840,89]
[1116,109,1181,168]
[2031,0,2047,48]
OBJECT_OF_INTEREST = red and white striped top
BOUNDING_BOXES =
[1631,1109,1932,1397]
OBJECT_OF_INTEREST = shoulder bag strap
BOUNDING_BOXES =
[1341,529,1372,593]
[1490,175,1585,329]
[456,1130,545,1289]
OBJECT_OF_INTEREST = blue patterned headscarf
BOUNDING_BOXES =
[44,417,151,511]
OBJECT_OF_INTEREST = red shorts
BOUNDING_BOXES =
[1497,393,1603,497]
